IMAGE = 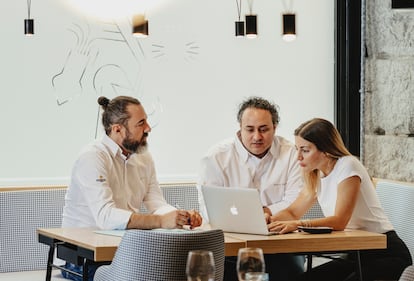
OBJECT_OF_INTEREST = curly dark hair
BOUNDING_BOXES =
[237,96,280,125]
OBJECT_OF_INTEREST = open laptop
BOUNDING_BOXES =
[201,185,278,235]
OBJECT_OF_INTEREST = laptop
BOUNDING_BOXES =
[201,185,278,235]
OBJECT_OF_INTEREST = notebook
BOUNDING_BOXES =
[201,185,278,235]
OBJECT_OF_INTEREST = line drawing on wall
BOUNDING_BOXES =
[50,14,200,138]
[51,17,145,106]
[50,16,167,136]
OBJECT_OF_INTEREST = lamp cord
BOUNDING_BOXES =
[247,0,254,14]
[282,0,293,13]
[235,0,242,21]
[27,0,31,19]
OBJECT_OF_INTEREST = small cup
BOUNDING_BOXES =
[245,272,269,281]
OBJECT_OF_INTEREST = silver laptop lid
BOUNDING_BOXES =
[201,186,275,235]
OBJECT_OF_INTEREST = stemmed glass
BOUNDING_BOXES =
[186,250,215,281]
[236,247,265,281]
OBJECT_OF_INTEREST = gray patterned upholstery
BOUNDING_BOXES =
[399,265,414,281]
[140,183,200,213]
[376,180,414,262]
[94,229,225,281]
[0,184,200,273]
[0,187,66,272]
[301,201,324,220]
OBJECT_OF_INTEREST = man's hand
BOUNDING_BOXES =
[159,209,203,229]
[160,210,189,229]
[187,210,203,229]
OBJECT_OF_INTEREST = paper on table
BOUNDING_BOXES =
[94,227,205,237]
[94,230,126,237]
[150,228,204,232]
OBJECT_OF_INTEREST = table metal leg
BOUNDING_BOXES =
[83,258,92,281]
[45,243,55,281]
[356,250,363,281]
[306,254,313,272]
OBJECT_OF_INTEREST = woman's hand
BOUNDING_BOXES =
[267,220,300,234]
[263,206,272,224]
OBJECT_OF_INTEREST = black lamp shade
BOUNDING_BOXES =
[235,21,245,37]
[392,0,414,9]
[283,14,296,41]
[245,15,257,38]
[132,15,149,37]
[24,19,34,35]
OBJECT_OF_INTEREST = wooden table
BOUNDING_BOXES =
[225,229,386,254]
[37,228,386,281]
[37,227,246,281]
[225,229,386,281]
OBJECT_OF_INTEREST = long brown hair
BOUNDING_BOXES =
[294,118,351,194]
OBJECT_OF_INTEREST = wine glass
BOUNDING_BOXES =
[236,247,265,281]
[186,250,215,281]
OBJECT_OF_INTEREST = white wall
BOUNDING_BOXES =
[0,0,334,186]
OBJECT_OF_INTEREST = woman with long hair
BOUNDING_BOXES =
[268,118,412,281]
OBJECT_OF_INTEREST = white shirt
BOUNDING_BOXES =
[319,156,393,233]
[198,134,303,221]
[62,134,175,230]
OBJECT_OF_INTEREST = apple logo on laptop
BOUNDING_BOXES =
[230,204,239,215]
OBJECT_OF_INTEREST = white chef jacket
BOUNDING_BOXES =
[62,134,175,230]
[319,156,393,233]
[198,134,303,221]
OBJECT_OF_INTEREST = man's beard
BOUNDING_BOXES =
[122,132,148,154]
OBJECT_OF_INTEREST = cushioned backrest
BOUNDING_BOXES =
[140,183,200,213]
[376,180,414,262]
[105,229,225,281]
[301,201,324,219]
[0,188,66,272]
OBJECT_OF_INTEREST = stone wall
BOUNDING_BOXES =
[364,1,414,182]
